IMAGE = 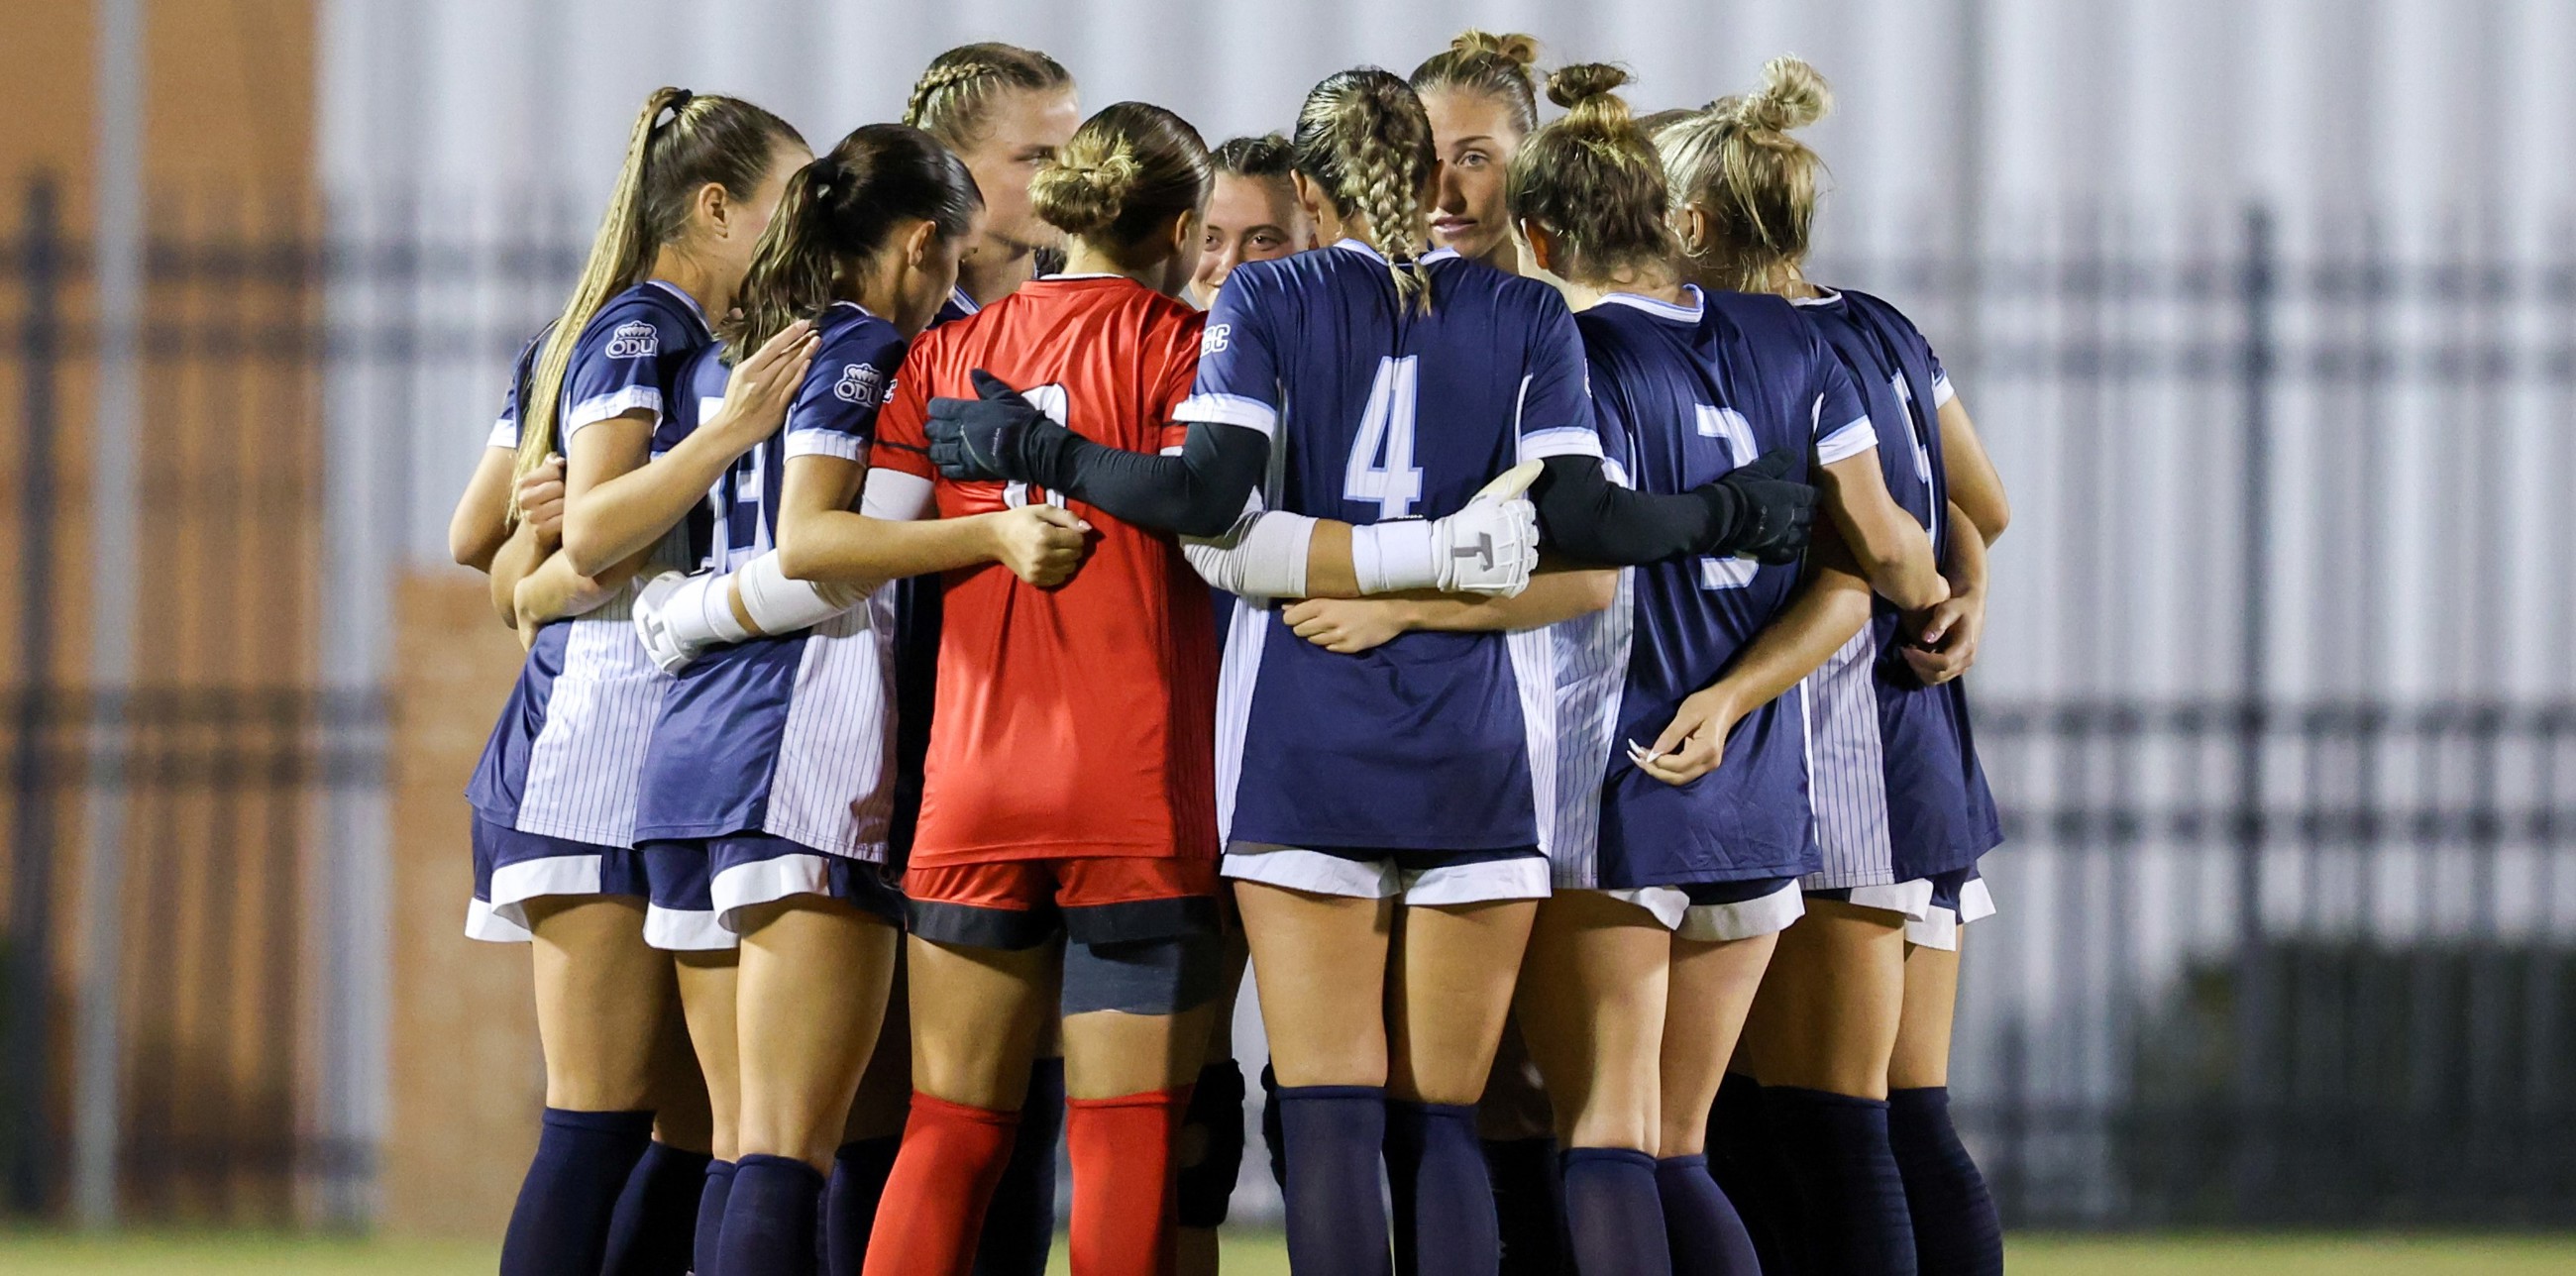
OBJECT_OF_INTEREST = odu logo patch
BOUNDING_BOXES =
[604,320,659,360]
[833,363,886,406]
[1200,324,1231,356]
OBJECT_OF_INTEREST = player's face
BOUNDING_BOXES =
[1192,173,1308,303]
[960,86,1082,259]
[1424,88,1523,264]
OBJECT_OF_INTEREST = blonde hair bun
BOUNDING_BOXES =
[1545,62,1634,112]
[1453,29,1541,68]
[1730,55,1831,134]
[1031,143,1144,237]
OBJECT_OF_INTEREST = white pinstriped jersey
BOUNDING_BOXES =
[466,280,709,846]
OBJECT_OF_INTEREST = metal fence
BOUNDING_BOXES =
[2,174,2572,1227]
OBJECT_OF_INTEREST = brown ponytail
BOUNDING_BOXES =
[1408,29,1543,138]
[722,125,984,361]
[1029,102,1211,267]
[513,87,802,496]
[1657,55,1833,291]
[1292,68,1439,312]
[903,43,1075,150]
[1505,63,1676,286]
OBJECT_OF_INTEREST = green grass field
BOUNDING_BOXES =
[2,1231,2572,1274]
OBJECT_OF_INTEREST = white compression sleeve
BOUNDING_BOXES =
[651,571,753,648]
[1183,509,1317,598]
[1346,520,1441,594]
[734,552,869,636]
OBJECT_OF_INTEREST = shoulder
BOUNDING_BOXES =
[1832,287,1936,352]
[809,306,905,408]
[576,282,702,357]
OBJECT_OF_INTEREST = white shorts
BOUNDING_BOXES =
[1595,878,1808,942]
[1222,842,1551,906]
[1904,875,1996,952]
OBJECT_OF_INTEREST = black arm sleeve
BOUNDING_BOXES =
[1532,455,1745,566]
[1023,419,1270,539]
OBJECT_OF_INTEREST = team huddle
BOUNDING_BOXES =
[448,30,2008,1276]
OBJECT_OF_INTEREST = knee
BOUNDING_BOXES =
[1176,1060,1247,1228]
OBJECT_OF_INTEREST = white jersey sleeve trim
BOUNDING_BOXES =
[488,417,518,450]
[859,469,936,522]
[784,430,865,462]
[563,386,664,439]
[1519,425,1606,462]
[1815,414,1878,467]
[1932,373,1957,407]
[1175,392,1278,437]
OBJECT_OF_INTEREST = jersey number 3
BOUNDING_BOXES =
[1344,357,1424,519]
[1696,403,1761,591]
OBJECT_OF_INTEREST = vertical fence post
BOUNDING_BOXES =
[3,176,62,1215]
[2231,203,2279,1219]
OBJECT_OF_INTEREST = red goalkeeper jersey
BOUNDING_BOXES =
[875,274,1220,867]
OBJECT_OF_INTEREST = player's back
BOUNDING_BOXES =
[1197,243,1599,855]
[882,274,1218,866]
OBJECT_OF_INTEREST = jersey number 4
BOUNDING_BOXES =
[1344,357,1425,519]
[1696,403,1761,591]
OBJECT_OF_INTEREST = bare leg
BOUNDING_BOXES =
[1516,893,1669,1153]
[733,899,902,1167]
[1386,901,1538,1105]
[1657,931,1778,1158]
[673,950,738,1160]
[1887,939,1960,1091]
[1736,900,1906,1098]
[526,896,674,1111]
[1237,884,1394,1087]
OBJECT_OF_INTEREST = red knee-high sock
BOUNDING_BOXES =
[1067,1087,1193,1276]
[858,1093,1020,1276]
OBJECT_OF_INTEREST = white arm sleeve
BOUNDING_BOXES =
[735,553,869,635]
[1183,508,1318,599]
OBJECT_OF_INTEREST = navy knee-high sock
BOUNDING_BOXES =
[1484,1137,1568,1276]
[1761,1086,1916,1276]
[1708,1073,1794,1275]
[500,1108,656,1276]
[821,1136,901,1276]
[972,1055,1064,1276]
[1887,1088,2003,1276]
[695,1160,736,1276]
[1385,1101,1499,1276]
[717,1154,826,1276]
[1655,1155,1761,1276]
[1558,1148,1668,1276]
[1275,1085,1392,1276]
[602,1139,712,1276]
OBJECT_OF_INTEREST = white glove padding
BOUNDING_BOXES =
[733,552,872,635]
[633,570,748,675]
[1183,509,1318,599]
[1352,461,1544,596]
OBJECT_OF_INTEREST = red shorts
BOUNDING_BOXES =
[904,855,1221,950]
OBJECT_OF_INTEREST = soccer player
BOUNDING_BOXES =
[1410,30,1543,274]
[1663,56,2007,1276]
[917,69,1817,1276]
[455,87,813,1276]
[904,43,1082,320]
[627,124,1093,1276]
[1190,134,1316,309]
[1271,63,1886,1276]
[843,102,1221,1276]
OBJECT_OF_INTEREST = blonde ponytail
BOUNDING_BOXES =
[510,87,803,510]
[1659,55,1833,292]
[1293,69,1438,312]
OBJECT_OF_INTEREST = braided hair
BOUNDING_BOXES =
[1292,68,1439,312]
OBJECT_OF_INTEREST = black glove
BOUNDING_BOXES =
[1696,449,1816,565]
[925,369,1074,484]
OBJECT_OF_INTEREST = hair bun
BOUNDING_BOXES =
[1031,140,1144,237]
[1453,29,1540,67]
[1733,55,1831,133]
[1545,62,1633,111]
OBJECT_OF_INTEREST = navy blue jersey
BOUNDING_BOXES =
[1794,287,2002,882]
[487,328,548,451]
[1188,241,1600,853]
[559,279,712,449]
[1558,288,1871,888]
[633,302,907,856]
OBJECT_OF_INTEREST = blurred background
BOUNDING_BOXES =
[2,0,2573,1268]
